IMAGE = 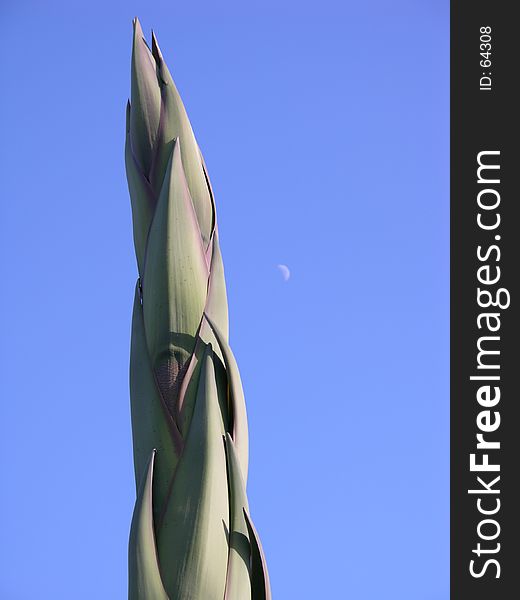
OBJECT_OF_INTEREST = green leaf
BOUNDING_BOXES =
[157,344,229,599]
[125,102,156,276]
[205,315,249,480]
[142,139,208,412]
[224,433,252,600]
[205,229,229,342]
[149,32,214,250]
[130,282,182,525]
[244,510,272,600]
[130,18,161,176]
[128,451,169,600]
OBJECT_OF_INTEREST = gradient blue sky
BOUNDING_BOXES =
[0,1,449,598]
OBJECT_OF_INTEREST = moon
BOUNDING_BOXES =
[277,264,291,282]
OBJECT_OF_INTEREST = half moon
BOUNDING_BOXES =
[277,264,291,282]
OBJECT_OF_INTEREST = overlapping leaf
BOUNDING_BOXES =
[142,139,208,412]
[156,345,229,599]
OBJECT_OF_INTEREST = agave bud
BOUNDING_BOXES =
[126,19,270,600]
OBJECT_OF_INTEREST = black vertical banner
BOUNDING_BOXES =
[451,2,520,598]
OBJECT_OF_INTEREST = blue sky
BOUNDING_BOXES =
[0,1,449,598]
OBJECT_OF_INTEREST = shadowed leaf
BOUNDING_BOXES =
[205,314,249,480]
[128,451,169,600]
[244,510,272,600]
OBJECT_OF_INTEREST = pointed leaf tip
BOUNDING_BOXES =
[244,510,272,600]
[151,31,163,63]
[132,16,143,37]
[130,17,161,176]
[204,313,249,479]
[126,100,131,134]
[128,451,169,600]
[130,284,181,519]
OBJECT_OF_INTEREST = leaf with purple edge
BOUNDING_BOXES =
[244,509,272,600]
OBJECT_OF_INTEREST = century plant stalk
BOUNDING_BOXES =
[125,18,271,600]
